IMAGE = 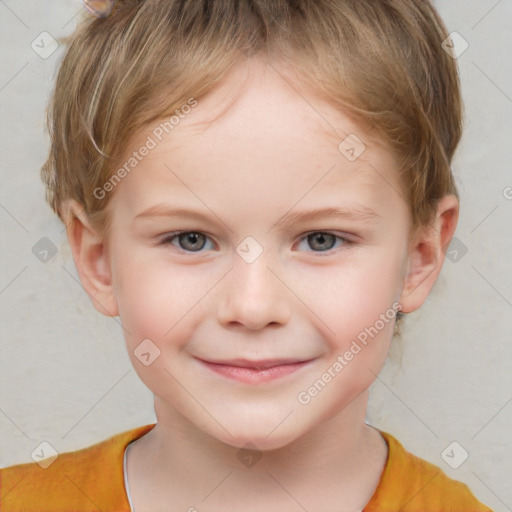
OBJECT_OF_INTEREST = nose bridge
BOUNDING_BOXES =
[216,238,291,329]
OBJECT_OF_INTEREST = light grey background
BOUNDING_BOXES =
[0,0,510,510]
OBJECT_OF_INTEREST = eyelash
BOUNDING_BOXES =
[159,230,353,255]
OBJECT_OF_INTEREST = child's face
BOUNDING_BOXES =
[104,58,412,449]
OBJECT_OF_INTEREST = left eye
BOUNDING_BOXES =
[297,232,348,252]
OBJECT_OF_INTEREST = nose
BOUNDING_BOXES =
[216,248,291,331]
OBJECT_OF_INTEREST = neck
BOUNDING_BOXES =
[127,391,387,510]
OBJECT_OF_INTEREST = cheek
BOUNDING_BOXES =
[293,248,404,346]
[111,254,205,391]
[111,247,228,358]
[112,251,199,343]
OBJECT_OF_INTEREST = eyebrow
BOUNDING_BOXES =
[270,205,379,231]
[134,204,379,229]
[135,205,224,223]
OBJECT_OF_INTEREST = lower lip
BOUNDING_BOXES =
[197,360,312,384]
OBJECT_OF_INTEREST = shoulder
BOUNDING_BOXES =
[0,423,156,512]
[365,430,494,512]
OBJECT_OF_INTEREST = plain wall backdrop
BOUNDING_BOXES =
[0,0,511,510]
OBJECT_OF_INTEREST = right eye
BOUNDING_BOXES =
[160,231,215,253]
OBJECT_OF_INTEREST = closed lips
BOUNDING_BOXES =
[197,358,311,370]
[194,356,318,384]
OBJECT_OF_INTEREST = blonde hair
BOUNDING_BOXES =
[42,0,464,332]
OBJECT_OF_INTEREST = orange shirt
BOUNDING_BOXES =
[0,424,493,511]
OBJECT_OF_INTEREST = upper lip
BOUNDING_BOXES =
[196,358,313,370]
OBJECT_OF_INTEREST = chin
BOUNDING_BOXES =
[211,417,308,452]
[224,432,298,452]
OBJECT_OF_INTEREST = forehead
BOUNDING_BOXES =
[158,58,391,168]
[109,58,405,221]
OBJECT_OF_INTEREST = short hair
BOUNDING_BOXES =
[42,0,464,334]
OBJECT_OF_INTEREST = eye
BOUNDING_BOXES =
[160,231,215,252]
[297,231,349,253]
[160,230,351,254]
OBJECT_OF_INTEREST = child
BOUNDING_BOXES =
[0,0,494,510]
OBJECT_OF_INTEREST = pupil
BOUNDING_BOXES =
[312,232,332,251]
[182,232,203,251]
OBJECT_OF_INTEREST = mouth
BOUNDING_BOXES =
[195,357,315,385]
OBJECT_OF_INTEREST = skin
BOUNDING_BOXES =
[65,57,459,511]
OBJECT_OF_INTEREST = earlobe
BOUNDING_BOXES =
[399,194,459,313]
[63,199,119,317]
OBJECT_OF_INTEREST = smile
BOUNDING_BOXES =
[195,358,315,385]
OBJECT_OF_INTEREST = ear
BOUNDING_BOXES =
[399,194,459,313]
[63,199,119,317]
